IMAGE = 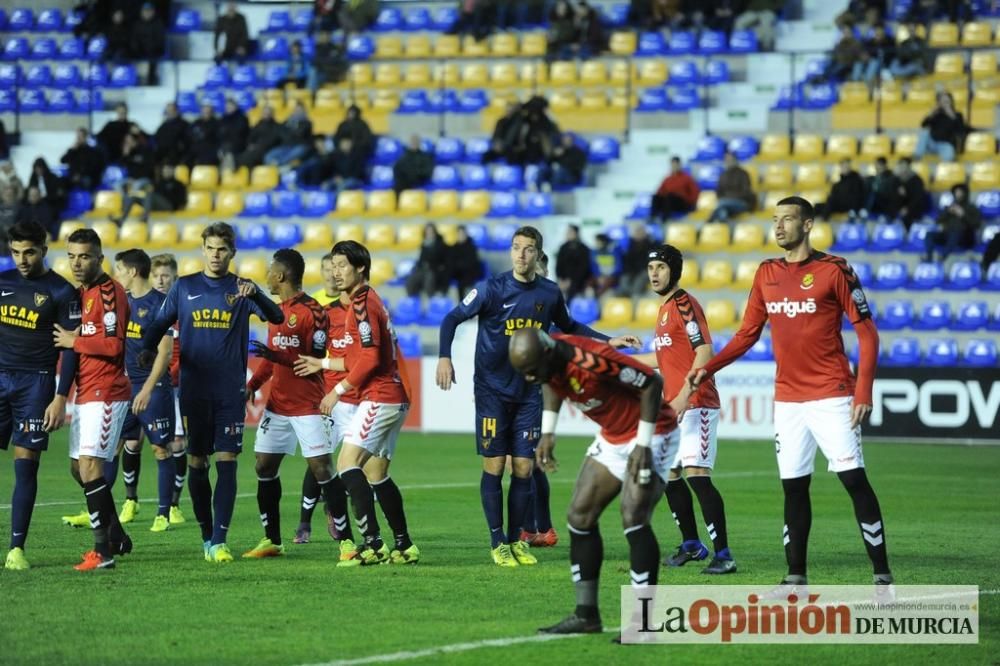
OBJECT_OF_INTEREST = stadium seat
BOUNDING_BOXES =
[697,223,729,252]
[960,21,992,47]
[913,300,951,330]
[519,32,546,57]
[705,300,736,330]
[569,297,599,325]
[758,134,790,161]
[488,192,518,218]
[908,261,946,290]
[869,222,906,252]
[953,301,988,330]
[872,261,908,289]
[932,162,967,192]
[301,191,335,218]
[268,191,300,218]
[394,224,423,252]
[403,35,431,58]
[427,190,460,218]
[699,260,733,289]
[665,223,697,252]
[366,190,396,217]
[964,338,998,366]
[925,338,959,366]
[397,190,427,217]
[237,256,268,283]
[363,223,395,252]
[970,162,1000,190]
[832,223,867,252]
[795,163,827,189]
[369,258,394,286]
[90,191,122,218]
[335,224,365,244]
[761,164,793,190]
[301,222,333,250]
[944,261,982,290]
[146,221,178,249]
[248,166,279,192]
[962,132,996,161]
[346,35,374,60]
[487,222,517,250]
[458,191,489,218]
[596,298,634,328]
[729,223,763,252]
[745,336,773,361]
[421,296,455,327]
[733,260,758,289]
[188,166,219,192]
[884,337,921,366]
[214,190,244,217]
[811,222,834,251]
[391,296,422,326]
[270,222,302,248]
[239,192,267,217]
[609,31,637,55]
[178,256,203,277]
[928,22,960,48]
[637,31,667,56]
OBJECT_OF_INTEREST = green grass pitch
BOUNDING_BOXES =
[1,432,997,665]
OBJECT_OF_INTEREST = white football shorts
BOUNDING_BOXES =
[326,400,358,452]
[774,397,865,479]
[69,401,131,462]
[342,401,408,460]
[585,430,680,484]
[173,391,185,438]
[254,410,333,458]
[674,407,720,470]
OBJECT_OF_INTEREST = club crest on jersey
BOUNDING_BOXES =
[34,293,48,307]
[137,308,148,318]
[225,293,238,306]
[535,302,544,312]
[800,273,814,290]
[569,377,585,394]
[287,313,298,328]
[85,298,94,314]
[462,288,478,306]
[660,310,669,326]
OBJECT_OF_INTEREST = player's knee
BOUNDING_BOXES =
[481,456,505,476]
[781,474,812,497]
[189,455,208,469]
[567,504,599,531]
[307,457,333,483]
[837,467,870,493]
[152,445,170,461]
[684,466,711,477]
[619,500,651,529]
[510,457,533,478]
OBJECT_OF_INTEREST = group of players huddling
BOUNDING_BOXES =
[1,196,893,638]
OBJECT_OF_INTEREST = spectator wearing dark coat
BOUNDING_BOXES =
[280,40,310,89]
[265,103,313,167]
[450,225,482,299]
[235,106,283,169]
[215,2,251,63]
[709,152,756,223]
[896,157,929,228]
[218,99,250,167]
[555,224,593,302]
[575,1,608,57]
[392,135,435,195]
[97,103,133,162]
[650,156,700,221]
[547,1,579,61]
[333,106,375,161]
[890,22,929,79]
[925,184,981,263]
[61,128,105,191]
[817,159,867,219]
[819,25,865,82]
[327,137,367,191]
[866,156,902,219]
[308,31,348,91]
[113,133,156,223]
[406,223,450,298]
[27,158,67,215]
[188,104,222,167]
[537,133,588,190]
[153,102,191,166]
[120,164,188,223]
[914,92,968,163]
[505,96,560,166]
[16,187,58,239]
[616,223,657,298]
[130,2,166,84]
[0,185,21,245]
[482,102,520,164]
[104,10,131,62]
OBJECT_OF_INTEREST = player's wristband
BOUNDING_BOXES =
[635,420,655,448]
[541,410,559,436]
[334,383,346,396]
[321,358,332,371]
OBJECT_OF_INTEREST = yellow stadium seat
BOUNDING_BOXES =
[374,63,401,88]
[286,88,312,110]
[762,190,793,212]
[402,63,432,88]
[970,162,1000,190]
[459,191,489,219]
[825,135,858,161]
[665,223,697,252]
[433,35,460,58]
[962,131,996,160]
[839,82,870,106]
[433,62,461,87]
[549,90,577,111]
[303,255,323,288]
[910,161,930,185]
[462,63,489,88]
[220,168,249,190]
[731,222,765,252]
[699,260,733,290]
[117,220,147,247]
[550,61,578,86]
[372,90,399,112]
[189,165,219,191]
[758,134,790,161]
[792,134,824,161]
[579,91,607,110]
[634,298,660,328]
[961,20,993,47]
[333,190,365,218]
[933,53,965,80]
[249,166,279,192]
[51,256,73,281]
[404,35,431,58]
[178,223,204,250]
[177,256,202,276]
[609,60,634,85]
[520,32,547,57]
[761,164,794,190]
[314,90,343,113]
[894,23,927,42]
[301,222,333,250]
[91,190,122,217]
[369,258,395,286]
[366,190,396,217]
[609,31,637,55]
[89,220,118,247]
[970,52,997,79]
[181,191,212,217]
[636,60,667,87]
[810,221,833,251]
[596,297,634,328]
[860,134,892,161]
[928,22,959,48]
[214,190,244,217]
[347,63,373,87]
[579,61,607,86]
[907,84,936,105]
[395,223,424,251]
[335,224,365,243]
[397,190,427,217]
[520,62,547,86]
[491,62,519,87]
[375,35,402,58]
[173,164,190,185]
[705,300,736,331]
[794,163,828,190]
[437,223,459,245]
[462,35,488,57]
[691,190,717,221]
[491,33,518,57]
[148,221,178,249]
[876,80,903,104]
[677,258,699,290]
[365,223,396,251]
[427,190,458,220]
[931,162,966,191]
[733,260,758,290]
[237,256,267,283]
[698,224,730,252]
[53,220,84,246]
[894,133,918,157]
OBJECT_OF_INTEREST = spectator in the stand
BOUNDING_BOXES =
[130,2,166,85]
[27,158,67,215]
[905,0,947,25]
[866,156,903,220]
[732,0,784,51]
[482,102,520,164]
[327,137,367,191]
[119,163,187,223]
[265,102,313,167]
[982,233,1000,274]
[889,22,929,79]
[591,233,620,295]
[817,25,865,82]
[925,183,980,263]
[104,10,131,62]
[235,106,284,169]
[650,156,700,222]
[405,223,450,298]
[333,105,375,161]
[852,23,894,84]
[0,161,24,201]
[153,102,190,167]
[547,1,579,61]
[0,119,9,159]
[113,133,155,223]
[616,222,657,298]
[450,225,482,299]
[215,1,250,63]
[218,98,250,171]
[706,0,744,35]
[555,224,593,302]
[309,31,348,91]
[497,0,531,30]
[708,151,756,224]
[392,135,435,196]
[451,0,491,41]
[188,104,222,167]
[97,103,133,162]
[61,128,105,191]
[575,1,608,58]
[339,0,380,35]
[294,138,333,187]
[16,187,58,239]
[313,0,343,33]
[0,185,21,244]
[817,159,867,220]
[896,157,929,228]
[537,133,588,191]
[280,40,310,89]
[835,0,882,30]
[914,92,968,163]
[507,96,560,166]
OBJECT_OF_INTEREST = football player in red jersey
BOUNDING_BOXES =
[54,229,134,571]
[690,196,892,594]
[508,328,693,636]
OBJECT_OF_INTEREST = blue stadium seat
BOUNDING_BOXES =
[262,63,288,88]
[983,263,1000,291]
[925,338,959,366]
[259,37,289,61]
[87,63,108,87]
[172,9,201,33]
[421,296,455,326]
[944,261,982,290]
[771,85,803,110]
[264,10,291,32]
[396,330,421,358]
[694,163,722,190]
[904,222,935,252]
[269,221,302,247]
[86,36,107,59]
[67,189,93,215]
[23,64,49,87]
[237,222,269,249]
[176,91,198,114]
[201,90,225,113]
[0,10,6,31]
[36,9,63,32]
[603,4,630,26]
[64,10,83,32]
[373,7,403,31]
[711,334,732,354]
[746,337,774,361]
[431,6,459,31]
[953,301,988,330]
[0,90,13,113]
[636,88,669,112]
[76,89,102,112]
[698,30,727,54]
[878,300,913,330]
[569,297,599,324]
[465,137,490,164]
[869,221,905,252]
[604,224,628,245]
[434,137,465,164]
[463,223,488,247]
[230,65,259,89]
[627,194,653,220]
[521,193,553,217]
[9,9,33,31]
[703,60,730,84]
[907,261,945,290]
[913,300,950,330]
[3,38,30,61]
[47,89,75,113]
[346,35,374,60]
[292,9,313,31]
[369,165,394,190]
[588,136,620,164]
[492,165,524,191]
[233,89,256,111]
[389,259,416,286]
[374,137,403,165]
[269,191,301,218]
[694,134,726,161]
[398,90,429,114]
[53,63,80,87]
[0,65,18,88]
[668,31,696,54]
[487,222,517,250]
[301,191,334,217]
[975,190,1000,218]
[430,165,460,190]
[462,165,491,190]
[727,135,759,161]
[241,193,269,218]
[404,7,431,31]
[803,84,839,110]
[204,65,230,89]
[668,87,701,111]
[428,89,461,114]
[392,296,423,326]
[964,338,998,366]
[19,89,45,113]
[59,37,84,60]
[30,38,57,60]
[803,58,829,81]
[109,65,137,88]
[488,193,518,219]
[832,223,867,252]
[637,32,667,56]
[884,337,921,366]
[729,29,759,53]
[979,224,999,251]
[458,89,488,113]
[872,261,907,290]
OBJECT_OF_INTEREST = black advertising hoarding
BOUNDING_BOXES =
[869,367,1000,443]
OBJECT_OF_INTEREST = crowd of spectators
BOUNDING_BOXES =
[404,223,483,300]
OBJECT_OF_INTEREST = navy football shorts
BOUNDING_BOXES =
[0,370,56,451]
[474,387,541,459]
[179,391,246,456]
[121,381,175,448]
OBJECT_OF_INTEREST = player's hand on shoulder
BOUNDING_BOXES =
[609,335,642,350]
[536,434,557,473]
[436,357,456,390]
[236,278,257,298]
[43,396,67,432]
[851,402,872,429]
[294,354,323,376]
[249,340,275,361]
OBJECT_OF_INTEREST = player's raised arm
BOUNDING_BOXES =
[141,281,180,355]
[835,263,880,427]
[696,265,769,382]
[437,281,489,390]
[241,277,285,324]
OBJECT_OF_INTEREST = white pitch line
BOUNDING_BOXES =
[0,471,770,510]
[304,590,1000,666]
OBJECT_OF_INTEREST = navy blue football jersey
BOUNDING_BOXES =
[125,287,168,384]
[0,268,81,373]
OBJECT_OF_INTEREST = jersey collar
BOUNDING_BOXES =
[781,250,824,267]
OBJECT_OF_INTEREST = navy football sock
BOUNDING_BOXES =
[299,468,321,525]
[340,467,381,545]
[664,478,699,543]
[532,466,552,532]
[170,451,186,506]
[212,460,237,545]
[480,471,504,548]
[372,476,411,550]
[156,457,174,518]
[187,464,213,542]
[10,458,39,550]
[524,474,537,533]
[122,445,141,501]
[256,475,282,545]
[688,475,729,553]
[103,455,119,489]
[506,474,532,543]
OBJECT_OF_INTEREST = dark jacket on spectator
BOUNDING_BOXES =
[327,145,367,182]
[717,165,756,209]
[900,172,929,224]
[236,118,284,168]
[278,115,313,149]
[154,176,187,211]
[936,200,981,245]
[552,144,588,183]
[333,116,374,159]
[154,116,191,165]
[922,109,968,147]
[130,15,166,58]
[215,13,250,57]
[61,143,105,190]
[16,200,57,238]
[621,236,657,277]
[219,109,250,156]
[826,170,867,215]
[189,116,221,166]
[450,237,481,292]
[97,119,132,161]
[123,144,156,182]
[392,148,435,194]
[556,239,593,297]
[27,170,67,213]
[867,170,902,218]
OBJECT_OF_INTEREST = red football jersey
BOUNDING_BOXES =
[248,293,328,417]
[169,327,180,386]
[549,334,677,444]
[323,299,360,405]
[706,252,875,402]
[653,290,720,409]
[344,286,407,404]
[73,274,131,403]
